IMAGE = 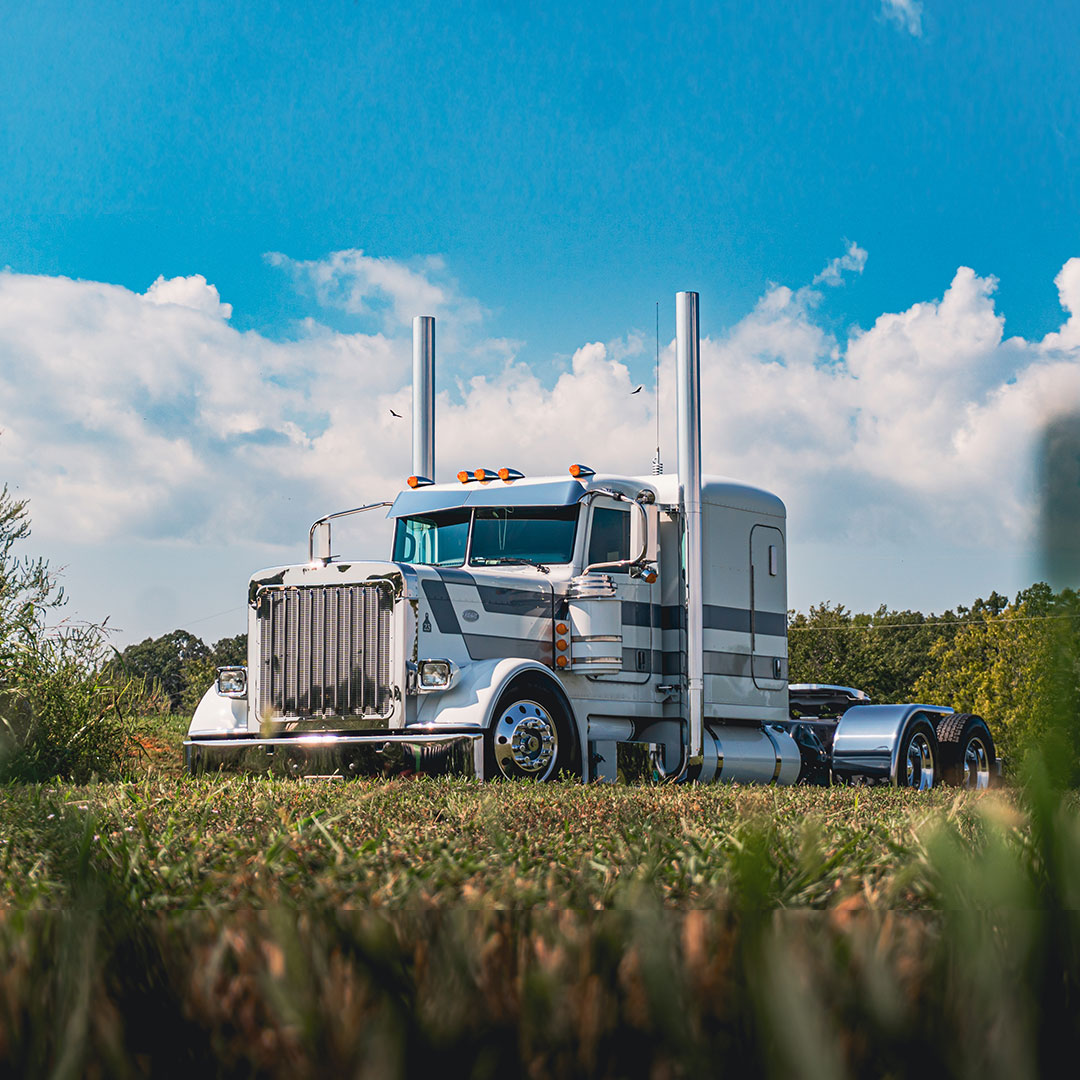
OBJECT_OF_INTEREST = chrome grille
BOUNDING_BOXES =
[257,583,394,720]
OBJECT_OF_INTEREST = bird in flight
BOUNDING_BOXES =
[631,385,643,395]
[389,409,402,418]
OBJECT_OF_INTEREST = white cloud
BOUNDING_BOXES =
[881,0,923,37]
[144,274,233,320]
[264,248,484,333]
[1,246,1079,582]
[812,240,868,285]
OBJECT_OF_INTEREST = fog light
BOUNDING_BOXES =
[418,659,455,691]
[216,666,247,697]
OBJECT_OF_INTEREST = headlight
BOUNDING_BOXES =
[216,666,247,697]
[418,659,455,692]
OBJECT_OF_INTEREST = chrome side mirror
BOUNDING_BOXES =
[630,501,658,563]
[312,521,332,563]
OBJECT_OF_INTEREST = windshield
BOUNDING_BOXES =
[470,506,578,566]
[392,508,470,566]
[392,504,580,568]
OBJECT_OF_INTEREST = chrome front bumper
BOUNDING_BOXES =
[183,731,484,779]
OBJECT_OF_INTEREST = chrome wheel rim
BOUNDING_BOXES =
[494,699,558,779]
[904,732,935,789]
[963,736,991,790]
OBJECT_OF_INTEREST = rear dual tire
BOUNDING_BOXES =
[895,716,938,790]
[935,713,995,789]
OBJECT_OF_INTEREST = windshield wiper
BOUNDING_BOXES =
[473,556,550,574]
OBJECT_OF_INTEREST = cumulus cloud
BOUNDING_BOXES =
[144,274,233,319]
[881,0,923,37]
[1,246,1079,571]
[0,268,405,544]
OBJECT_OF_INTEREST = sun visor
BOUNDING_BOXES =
[388,478,587,518]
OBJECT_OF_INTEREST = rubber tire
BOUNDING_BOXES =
[893,716,939,789]
[935,713,996,789]
[485,676,579,782]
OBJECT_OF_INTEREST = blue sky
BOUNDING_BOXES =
[1,0,1079,645]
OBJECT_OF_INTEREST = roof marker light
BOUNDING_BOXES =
[457,470,474,484]
[498,467,524,482]
[474,468,498,483]
[407,475,434,489]
[569,464,595,478]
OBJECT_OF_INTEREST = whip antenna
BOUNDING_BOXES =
[653,300,663,474]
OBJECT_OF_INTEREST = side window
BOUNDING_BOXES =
[392,509,470,566]
[587,507,630,572]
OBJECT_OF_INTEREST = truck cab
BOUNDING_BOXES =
[186,467,800,783]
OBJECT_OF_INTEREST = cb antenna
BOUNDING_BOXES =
[652,300,663,474]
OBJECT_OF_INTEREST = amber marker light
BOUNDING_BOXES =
[556,656,568,668]
[555,622,568,634]
[498,467,524,482]
[569,463,596,478]
[457,470,471,484]
[407,475,434,489]
[556,639,568,652]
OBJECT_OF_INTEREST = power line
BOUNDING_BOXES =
[179,605,246,631]
[789,611,1080,633]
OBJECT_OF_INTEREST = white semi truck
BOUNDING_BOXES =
[184,293,996,789]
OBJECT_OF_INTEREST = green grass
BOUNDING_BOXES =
[2,718,1079,1077]
[0,774,1009,910]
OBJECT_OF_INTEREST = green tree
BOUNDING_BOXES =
[110,630,209,711]
[788,602,961,703]
[913,584,1080,773]
[0,485,132,781]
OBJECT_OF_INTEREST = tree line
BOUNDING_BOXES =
[788,582,1080,770]
[107,630,247,716]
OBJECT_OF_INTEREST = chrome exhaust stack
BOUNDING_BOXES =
[676,291,705,767]
[412,315,435,481]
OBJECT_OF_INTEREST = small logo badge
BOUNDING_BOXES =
[422,614,432,633]
[462,608,480,623]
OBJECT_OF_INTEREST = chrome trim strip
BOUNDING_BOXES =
[185,732,479,750]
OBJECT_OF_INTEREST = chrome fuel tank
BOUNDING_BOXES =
[695,723,802,784]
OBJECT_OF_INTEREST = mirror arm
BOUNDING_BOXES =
[308,501,393,563]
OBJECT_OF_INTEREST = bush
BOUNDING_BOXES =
[0,485,133,782]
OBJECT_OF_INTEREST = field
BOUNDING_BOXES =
[2,717,1079,1078]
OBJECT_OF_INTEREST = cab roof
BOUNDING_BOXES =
[387,473,785,519]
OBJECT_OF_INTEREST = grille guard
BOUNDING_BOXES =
[184,730,483,779]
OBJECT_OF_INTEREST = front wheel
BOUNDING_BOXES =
[936,713,995,789]
[486,678,578,781]
[894,717,938,790]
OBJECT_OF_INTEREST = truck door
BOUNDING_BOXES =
[750,525,787,690]
[583,497,658,684]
